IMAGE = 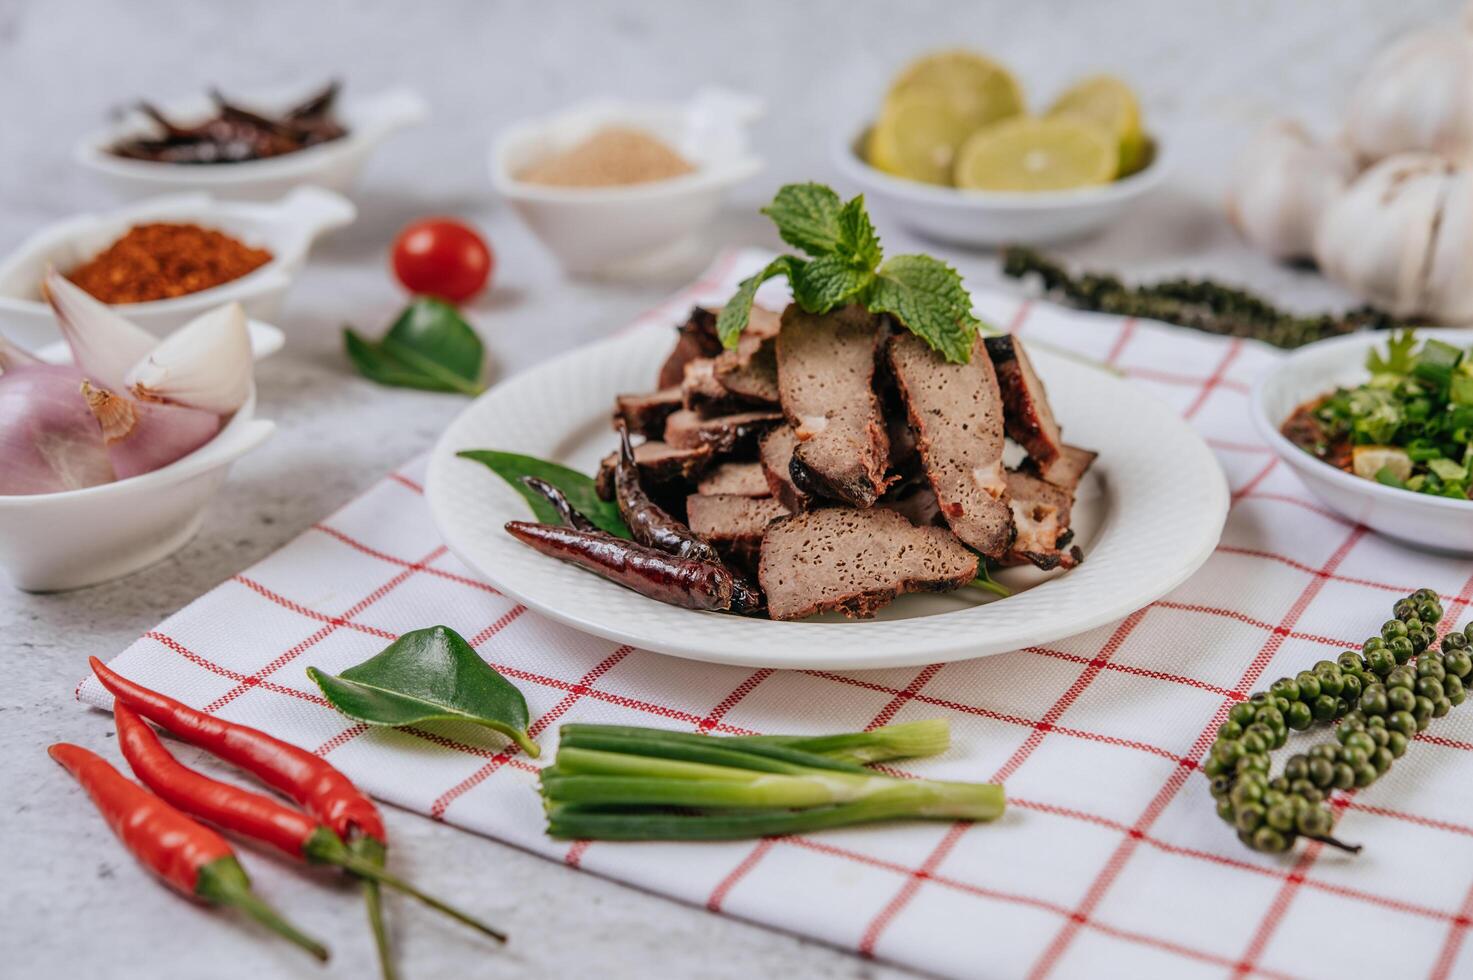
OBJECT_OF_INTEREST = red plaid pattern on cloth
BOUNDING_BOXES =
[78,250,1473,980]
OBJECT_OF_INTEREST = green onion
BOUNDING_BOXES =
[537,720,1003,841]
[730,718,951,764]
[544,793,1004,841]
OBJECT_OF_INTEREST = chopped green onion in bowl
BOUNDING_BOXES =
[1280,331,1473,501]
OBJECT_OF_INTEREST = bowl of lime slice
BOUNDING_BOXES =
[833,51,1168,246]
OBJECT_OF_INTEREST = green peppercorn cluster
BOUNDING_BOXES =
[1205,590,1472,854]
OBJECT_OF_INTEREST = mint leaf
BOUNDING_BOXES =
[867,255,981,364]
[791,255,874,314]
[836,195,882,270]
[761,184,845,258]
[717,255,803,349]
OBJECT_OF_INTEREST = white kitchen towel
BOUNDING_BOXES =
[79,249,1473,980]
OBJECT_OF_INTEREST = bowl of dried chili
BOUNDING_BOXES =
[0,187,354,349]
[74,85,427,201]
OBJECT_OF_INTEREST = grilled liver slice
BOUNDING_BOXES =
[595,441,712,501]
[776,305,890,508]
[664,409,783,455]
[985,336,1064,474]
[759,508,978,620]
[658,308,725,389]
[758,426,810,512]
[697,461,771,497]
[888,332,1015,558]
[1002,469,1082,571]
[713,333,779,406]
[614,387,683,439]
[1023,443,1097,491]
[687,493,789,570]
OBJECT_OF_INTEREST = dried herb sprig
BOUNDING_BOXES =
[1001,247,1418,349]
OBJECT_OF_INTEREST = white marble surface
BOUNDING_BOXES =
[0,1,1454,976]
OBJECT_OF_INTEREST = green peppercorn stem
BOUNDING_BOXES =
[1000,247,1417,349]
[1207,590,1467,855]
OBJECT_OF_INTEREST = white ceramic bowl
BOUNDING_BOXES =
[831,125,1169,247]
[1252,328,1473,556]
[76,87,427,201]
[490,89,763,277]
[0,187,355,350]
[0,321,282,592]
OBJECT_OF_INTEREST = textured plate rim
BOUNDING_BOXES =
[426,325,1229,670]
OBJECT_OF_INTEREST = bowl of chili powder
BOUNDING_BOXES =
[0,187,354,348]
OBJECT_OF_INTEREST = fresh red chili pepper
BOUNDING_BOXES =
[48,742,328,961]
[89,656,393,977]
[89,655,384,844]
[113,702,506,943]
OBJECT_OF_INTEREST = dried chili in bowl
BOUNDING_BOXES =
[65,223,272,304]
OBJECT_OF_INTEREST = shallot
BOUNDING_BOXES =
[126,302,251,414]
[80,381,221,480]
[0,361,116,495]
[43,269,158,391]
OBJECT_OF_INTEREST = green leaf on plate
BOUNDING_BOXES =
[457,449,631,538]
[307,626,539,756]
[344,298,486,395]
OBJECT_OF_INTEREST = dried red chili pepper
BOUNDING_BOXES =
[112,702,505,943]
[520,476,600,532]
[614,422,721,563]
[88,656,395,977]
[505,519,736,609]
[48,742,328,961]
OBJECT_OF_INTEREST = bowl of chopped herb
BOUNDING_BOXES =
[1253,328,1473,555]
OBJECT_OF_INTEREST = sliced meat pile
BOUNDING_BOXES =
[583,300,1096,620]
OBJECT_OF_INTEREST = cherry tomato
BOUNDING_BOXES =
[391,218,493,303]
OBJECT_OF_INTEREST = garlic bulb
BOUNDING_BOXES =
[44,269,158,391]
[1345,29,1473,164]
[1314,153,1473,321]
[80,381,221,480]
[0,364,116,495]
[1226,120,1357,260]
[126,302,251,414]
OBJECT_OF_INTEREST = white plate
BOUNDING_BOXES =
[426,325,1228,669]
[1252,328,1473,556]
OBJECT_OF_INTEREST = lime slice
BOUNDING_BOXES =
[867,89,975,185]
[888,50,1024,133]
[1047,75,1148,176]
[954,117,1117,192]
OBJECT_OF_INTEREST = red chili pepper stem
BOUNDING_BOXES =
[194,856,331,962]
[302,829,506,943]
[354,837,395,980]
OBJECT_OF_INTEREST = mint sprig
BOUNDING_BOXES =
[718,183,985,363]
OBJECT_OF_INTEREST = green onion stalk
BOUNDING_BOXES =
[540,721,1003,841]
